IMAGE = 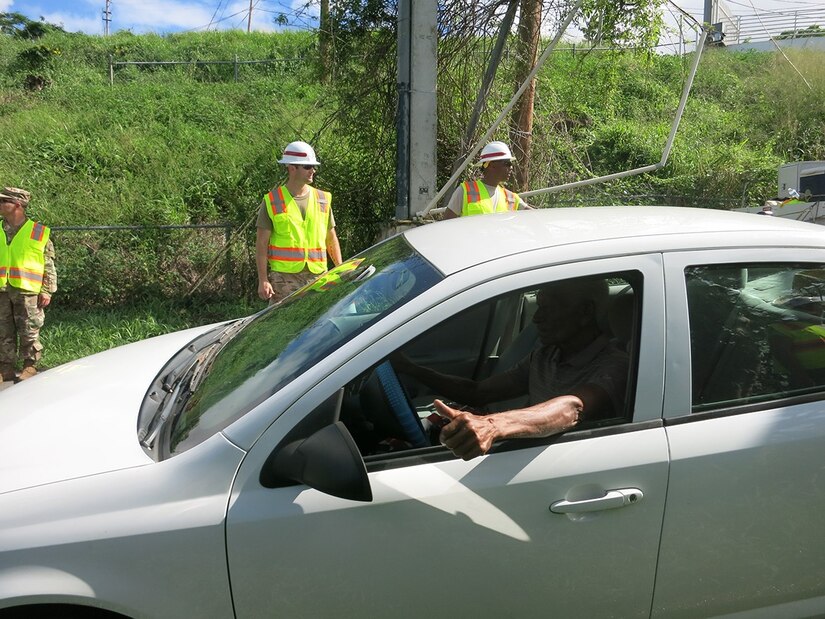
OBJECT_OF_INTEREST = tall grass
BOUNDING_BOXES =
[40,298,258,368]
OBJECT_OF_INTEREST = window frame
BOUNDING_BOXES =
[252,252,666,472]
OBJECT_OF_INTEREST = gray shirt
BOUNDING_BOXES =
[504,335,629,418]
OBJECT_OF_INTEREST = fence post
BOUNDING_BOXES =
[234,55,239,82]
[224,224,232,294]
[109,54,114,86]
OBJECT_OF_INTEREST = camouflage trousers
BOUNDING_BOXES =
[267,270,317,305]
[0,288,45,366]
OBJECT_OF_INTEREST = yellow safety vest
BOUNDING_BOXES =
[265,186,331,275]
[461,180,521,217]
[0,220,49,293]
[770,321,825,370]
[307,258,365,292]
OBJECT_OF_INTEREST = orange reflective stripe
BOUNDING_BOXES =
[465,181,481,203]
[0,267,6,277]
[314,188,329,214]
[268,246,304,261]
[503,189,516,211]
[267,247,325,262]
[7,267,43,285]
[267,189,288,216]
[30,223,46,241]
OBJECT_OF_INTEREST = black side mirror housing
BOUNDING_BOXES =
[260,421,373,502]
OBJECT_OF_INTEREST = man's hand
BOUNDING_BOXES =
[258,280,274,301]
[37,293,51,309]
[434,399,499,461]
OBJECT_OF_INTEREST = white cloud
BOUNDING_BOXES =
[111,0,215,32]
[42,11,104,35]
[0,0,14,11]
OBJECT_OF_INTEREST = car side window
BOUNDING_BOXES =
[686,263,825,413]
[338,271,642,460]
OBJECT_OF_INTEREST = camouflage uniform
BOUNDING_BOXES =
[0,188,57,375]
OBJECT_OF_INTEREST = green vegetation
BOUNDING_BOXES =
[0,25,824,367]
[41,298,255,368]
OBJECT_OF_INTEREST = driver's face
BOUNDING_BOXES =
[533,288,586,346]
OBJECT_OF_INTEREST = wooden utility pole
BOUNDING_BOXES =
[510,0,542,192]
[247,0,253,32]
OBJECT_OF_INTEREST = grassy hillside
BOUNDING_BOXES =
[0,29,823,306]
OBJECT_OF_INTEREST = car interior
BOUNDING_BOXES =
[338,272,642,459]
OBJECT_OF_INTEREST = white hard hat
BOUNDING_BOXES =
[278,140,320,166]
[478,141,515,164]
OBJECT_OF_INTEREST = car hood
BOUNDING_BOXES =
[0,324,216,495]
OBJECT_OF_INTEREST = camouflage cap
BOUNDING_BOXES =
[0,187,31,206]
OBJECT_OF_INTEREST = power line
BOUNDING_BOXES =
[208,0,225,31]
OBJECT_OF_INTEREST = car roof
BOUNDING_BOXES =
[403,206,825,276]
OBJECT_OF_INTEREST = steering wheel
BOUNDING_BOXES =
[372,361,429,448]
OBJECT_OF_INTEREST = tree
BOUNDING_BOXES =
[510,0,542,191]
[0,12,64,39]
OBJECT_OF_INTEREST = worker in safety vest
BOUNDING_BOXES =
[0,187,56,382]
[769,295,825,389]
[443,141,531,219]
[255,141,342,305]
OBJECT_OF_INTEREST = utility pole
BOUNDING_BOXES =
[247,0,253,33]
[395,0,437,221]
[703,0,717,25]
[102,0,112,36]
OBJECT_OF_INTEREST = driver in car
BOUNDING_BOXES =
[393,278,629,460]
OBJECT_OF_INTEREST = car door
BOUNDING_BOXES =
[226,255,670,618]
[653,248,825,617]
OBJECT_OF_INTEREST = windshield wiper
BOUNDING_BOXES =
[139,317,250,449]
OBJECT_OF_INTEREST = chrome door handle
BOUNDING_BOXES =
[550,488,643,514]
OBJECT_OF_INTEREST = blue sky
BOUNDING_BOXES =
[0,0,318,35]
[0,0,819,37]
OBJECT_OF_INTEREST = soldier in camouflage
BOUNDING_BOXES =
[0,187,57,382]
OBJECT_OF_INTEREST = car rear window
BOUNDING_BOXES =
[686,263,825,412]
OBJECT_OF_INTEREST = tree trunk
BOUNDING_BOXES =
[510,0,541,192]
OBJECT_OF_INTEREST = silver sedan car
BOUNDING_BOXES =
[2,206,825,618]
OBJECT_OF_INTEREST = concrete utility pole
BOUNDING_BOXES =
[703,0,717,25]
[247,0,253,33]
[102,0,112,36]
[395,0,437,221]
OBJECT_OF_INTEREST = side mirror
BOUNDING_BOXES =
[260,421,373,502]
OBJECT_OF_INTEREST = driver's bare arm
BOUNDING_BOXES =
[434,383,610,461]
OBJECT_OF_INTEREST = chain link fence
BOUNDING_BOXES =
[50,194,758,309]
[52,223,256,308]
[51,214,389,309]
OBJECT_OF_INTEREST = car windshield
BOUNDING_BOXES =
[165,235,442,456]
